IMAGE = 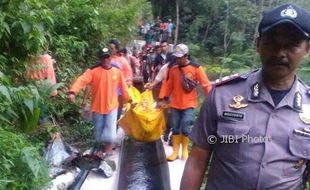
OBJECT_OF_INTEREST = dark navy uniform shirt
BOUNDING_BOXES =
[191,69,310,190]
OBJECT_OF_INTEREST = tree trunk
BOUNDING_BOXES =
[202,23,210,43]
[174,0,179,45]
[268,0,274,8]
[252,0,265,46]
[219,1,229,79]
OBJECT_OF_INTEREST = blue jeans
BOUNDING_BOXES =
[92,109,117,143]
[171,108,194,136]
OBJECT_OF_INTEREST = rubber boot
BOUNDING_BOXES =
[167,135,181,161]
[181,135,190,160]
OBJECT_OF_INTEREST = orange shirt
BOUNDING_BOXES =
[26,54,57,96]
[111,55,133,85]
[159,64,212,109]
[69,66,130,114]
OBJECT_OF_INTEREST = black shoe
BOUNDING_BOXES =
[163,129,170,142]
[168,136,173,146]
[163,131,170,142]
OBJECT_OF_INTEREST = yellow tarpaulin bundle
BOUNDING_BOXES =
[119,87,166,142]
[128,85,141,103]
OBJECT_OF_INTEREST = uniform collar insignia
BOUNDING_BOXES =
[251,82,260,99]
[294,92,302,111]
[229,95,248,110]
[300,104,310,125]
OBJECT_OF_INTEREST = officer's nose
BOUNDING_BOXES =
[275,46,288,60]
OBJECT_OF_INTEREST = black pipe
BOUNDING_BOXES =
[67,148,96,190]
[116,137,171,190]
[67,170,90,190]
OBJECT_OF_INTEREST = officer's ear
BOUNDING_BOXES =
[305,41,310,59]
[255,37,261,53]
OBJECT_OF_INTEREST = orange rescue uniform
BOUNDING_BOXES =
[69,66,130,114]
[111,55,133,85]
[159,64,212,109]
[26,54,57,96]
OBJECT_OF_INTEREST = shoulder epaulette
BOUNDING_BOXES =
[213,73,244,87]
[296,78,310,96]
[301,81,310,96]
[298,78,310,88]
[213,70,259,87]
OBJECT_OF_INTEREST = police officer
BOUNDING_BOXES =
[181,3,310,190]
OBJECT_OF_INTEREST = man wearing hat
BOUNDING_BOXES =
[158,43,212,161]
[181,3,310,190]
[68,47,131,158]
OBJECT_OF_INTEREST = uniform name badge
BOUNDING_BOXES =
[299,104,310,125]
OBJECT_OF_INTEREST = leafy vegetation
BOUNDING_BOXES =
[0,76,62,133]
[0,1,54,81]
[0,1,150,188]
[0,128,50,190]
[149,0,310,82]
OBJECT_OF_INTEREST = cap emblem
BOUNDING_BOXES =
[280,5,297,18]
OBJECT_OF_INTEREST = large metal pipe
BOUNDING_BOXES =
[116,138,171,190]
[67,170,90,190]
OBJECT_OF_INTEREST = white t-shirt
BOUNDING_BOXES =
[155,63,169,82]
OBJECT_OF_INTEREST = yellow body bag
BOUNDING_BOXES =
[119,87,166,142]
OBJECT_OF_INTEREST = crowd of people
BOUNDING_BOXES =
[66,36,212,161]
[139,16,175,45]
[27,3,310,189]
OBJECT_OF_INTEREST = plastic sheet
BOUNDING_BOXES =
[116,137,170,190]
[45,133,71,177]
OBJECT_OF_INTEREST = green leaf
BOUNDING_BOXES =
[24,98,34,114]
[0,114,12,125]
[35,23,45,33]
[21,147,41,177]
[24,107,40,133]
[3,22,10,35]
[0,71,11,85]
[46,82,63,97]
[0,85,12,103]
[21,22,31,33]
[7,108,18,118]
